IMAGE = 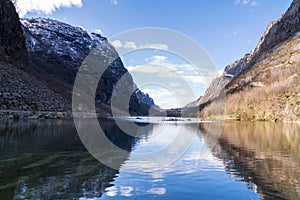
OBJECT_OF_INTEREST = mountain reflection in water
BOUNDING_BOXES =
[0,120,299,199]
[201,122,300,200]
[0,120,140,199]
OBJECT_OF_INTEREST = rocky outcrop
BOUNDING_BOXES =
[21,18,156,116]
[0,0,29,69]
[0,63,71,119]
[196,0,300,121]
[0,0,71,119]
[251,0,300,65]
[0,3,155,118]
[21,18,102,86]
[129,90,157,114]
[199,52,253,105]
[0,2,73,119]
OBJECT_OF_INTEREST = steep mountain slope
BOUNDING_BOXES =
[0,0,28,69]
[21,18,156,116]
[0,0,71,119]
[0,1,155,118]
[199,52,253,105]
[198,0,300,121]
[0,63,71,116]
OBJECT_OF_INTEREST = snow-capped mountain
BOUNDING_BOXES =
[21,18,109,70]
[20,17,156,116]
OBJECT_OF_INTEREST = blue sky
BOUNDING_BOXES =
[20,0,293,108]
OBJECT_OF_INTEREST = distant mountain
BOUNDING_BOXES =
[197,0,300,121]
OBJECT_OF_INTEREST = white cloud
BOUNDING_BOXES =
[111,40,123,48]
[125,54,215,108]
[142,87,195,108]
[169,81,180,87]
[124,41,137,49]
[94,29,103,35]
[16,0,83,17]
[151,55,168,63]
[185,76,206,84]
[110,0,118,5]
[111,40,168,50]
[128,65,164,74]
[127,55,210,85]
[140,43,169,50]
[234,0,257,6]
[142,88,181,109]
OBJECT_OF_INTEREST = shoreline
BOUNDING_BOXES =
[0,109,72,120]
[1,110,299,124]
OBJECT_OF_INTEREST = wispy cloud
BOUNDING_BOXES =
[110,0,118,5]
[142,88,182,109]
[127,55,209,85]
[185,76,206,84]
[235,0,257,6]
[124,41,137,49]
[16,0,83,17]
[111,40,169,50]
[127,54,216,107]
[94,29,103,35]
[111,40,123,48]
[140,43,169,50]
[126,55,203,108]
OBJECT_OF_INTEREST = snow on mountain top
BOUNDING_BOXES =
[21,17,118,67]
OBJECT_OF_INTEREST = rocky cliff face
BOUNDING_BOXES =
[0,1,71,119]
[21,18,156,116]
[199,52,253,105]
[21,18,102,86]
[198,0,300,121]
[0,2,155,117]
[0,0,28,69]
[251,0,300,64]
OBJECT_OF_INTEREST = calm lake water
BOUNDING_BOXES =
[0,119,299,199]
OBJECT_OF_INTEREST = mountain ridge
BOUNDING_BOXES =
[197,0,300,121]
[0,1,156,119]
[21,17,157,116]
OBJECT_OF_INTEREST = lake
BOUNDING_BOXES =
[0,119,299,199]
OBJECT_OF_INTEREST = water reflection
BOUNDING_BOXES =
[1,120,299,199]
[0,120,145,199]
[200,122,300,200]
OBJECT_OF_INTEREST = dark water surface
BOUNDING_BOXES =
[0,120,299,199]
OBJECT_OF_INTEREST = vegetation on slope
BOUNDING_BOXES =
[201,34,300,121]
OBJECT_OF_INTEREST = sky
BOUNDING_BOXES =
[18,0,293,109]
